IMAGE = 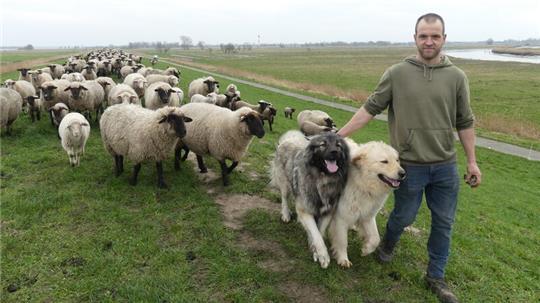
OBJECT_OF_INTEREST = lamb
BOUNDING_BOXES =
[190,92,218,104]
[214,92,240,108]
[176,103,265,186]
[188,76,219,98]
[261,105,277,131]
[61,72,85,82]
[284,107,295,119]
[145,82,177,110]
[64,81,105,122]
[96,60,112,76]
[123,73,147,98]
[108,84,140,106]
[297,109,337,136]
[46,64,65,79]
[81,65,97,80]
[49,102,69,127]
[100,104,192,188]
[4,79,36,111]
[146,74,179,87]
[29,70,53,91]
[58,112,90,167]
[0,88,23,135]
[17,68,32,82]
[25,95,42,122]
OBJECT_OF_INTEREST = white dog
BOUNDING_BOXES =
[329,140,405,268]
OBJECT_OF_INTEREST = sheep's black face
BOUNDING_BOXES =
[65,86,87,99]
[160,114,192,138]
[172,70,179,78]
[41,86,57,101]
[204,80,218,93]
[18,68,30,76]
[156,88,173,103]
[26,96,38,106]
[325,118,336,128]
[242,113,265,138]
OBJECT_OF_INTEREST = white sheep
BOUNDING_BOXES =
[4,79,36,111]
[284,107,295,119]
[190,92,218,104]
[188,76,219,98]
[29,70,53,91]
[120,65,138,79]
[100,104,192,188]
[231,99,271,113]
[61,72,85,82]
[58,112,90,167]
[17,68,32,82]
[0,88,23,135]
[144,82,177,110]
[176,103,265,186]
[50,102,69,128]
[46,64,65,79]
[170,87,184,107]
[146,74,179,87]
[260,105,277,131]
[81,65,97,80]
[123,73,147,98]
[108,84,140,106]
[297,109,337,136]
[65,81,104,122]
[95,77,116,101]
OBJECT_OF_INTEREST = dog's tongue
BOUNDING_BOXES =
[391,179,401,187]
[325,160,339,173]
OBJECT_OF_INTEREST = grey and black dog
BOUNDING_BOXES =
[270,130,349,268]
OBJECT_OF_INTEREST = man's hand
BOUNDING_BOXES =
[464,162,481,188]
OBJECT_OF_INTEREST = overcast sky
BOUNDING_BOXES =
[1,0,539,47]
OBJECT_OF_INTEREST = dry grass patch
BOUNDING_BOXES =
[476,114,540,141]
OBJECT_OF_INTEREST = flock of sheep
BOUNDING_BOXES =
[1,48,340,187]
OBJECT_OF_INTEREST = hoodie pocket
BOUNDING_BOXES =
[400,129,455,163]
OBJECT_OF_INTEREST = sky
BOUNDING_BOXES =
[1,0,539,47]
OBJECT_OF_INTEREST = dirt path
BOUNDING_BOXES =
[183,153,332,301]
[0,54,73,74]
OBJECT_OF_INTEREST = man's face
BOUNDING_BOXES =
[414,19,446,62]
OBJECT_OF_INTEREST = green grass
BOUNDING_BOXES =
[1,56,539,302]
[147,47,540,150]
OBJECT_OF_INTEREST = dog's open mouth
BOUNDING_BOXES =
[378,174,401,188]
[324,160,339,173]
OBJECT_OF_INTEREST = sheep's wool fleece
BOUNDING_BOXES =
[180,103,256,161]
[100,104,184,163]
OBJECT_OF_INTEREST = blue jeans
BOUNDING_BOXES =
[382,162,459,279]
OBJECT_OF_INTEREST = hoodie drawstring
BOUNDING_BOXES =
[423,65,433,81]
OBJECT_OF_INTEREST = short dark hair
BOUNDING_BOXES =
[415,13,445,34]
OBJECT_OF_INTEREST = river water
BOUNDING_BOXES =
[445,48,540,64]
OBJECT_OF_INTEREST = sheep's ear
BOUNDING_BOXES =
[37,70,43,74]
[168,89,175,93]
[103,82,110,86]
[64,87,71,91]
[155,88,161,92]
[158,116,168,124]
[81,122,89,127]
[183,116,192,123]
[81,85,88,91]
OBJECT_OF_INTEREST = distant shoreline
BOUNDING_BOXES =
[492,48,540,57]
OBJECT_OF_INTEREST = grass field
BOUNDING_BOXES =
[0,50,75,66]
[1,54,539,302]
[147,47,540,150]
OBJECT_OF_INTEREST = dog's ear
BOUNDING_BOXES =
[351,153,365,167]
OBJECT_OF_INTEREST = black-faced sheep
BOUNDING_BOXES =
[123,73,147,98]
[177,103,265,186]
[297,109,337,136]
[64,81,104,122]
[107,84,140,106]
[144,82,178,110]
[0,88,23,135]
[188,76,219,98]
[284,107,295,119]
[100,104,192,188]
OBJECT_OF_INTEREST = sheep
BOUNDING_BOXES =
[64,81,104,122]
[146,74,179,87]
[150,56,159,66]
[123,73,147,98]
[144,82,177,110]
[58,112,90,167]
[188,76,219,98]
[46,64,65,79]
[260,105,277,131]
[100,104,192,188]
[4,79,36,111]
[284,107,295,119]
[170,87,184,106]
[0,88,23,135]
[61,72,85,82]
[108,84,140,106]
[17,68,32,82]
[176,103,265,186]
[297,109,337,136]
[29,70,53,91]
[96,60,112,77]
[214,92,240,108]
[95,77,116,101]
[190,92,218,104]
[81,65,97,80]
[40,79,71,110]
[25,95,42,122]
[49,102,69,128]
[226,83,239,96]
[163,67,180,78]
[231,99,271,113]
[120,65,139,79]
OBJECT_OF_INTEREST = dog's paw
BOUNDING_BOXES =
[281,210,291,223]
[337,258,352,268]
[312,251,330,269]
[361,245,377,256]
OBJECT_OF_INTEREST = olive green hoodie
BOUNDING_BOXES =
[363,55,474,164]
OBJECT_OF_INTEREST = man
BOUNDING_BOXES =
[337,13,482,303]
